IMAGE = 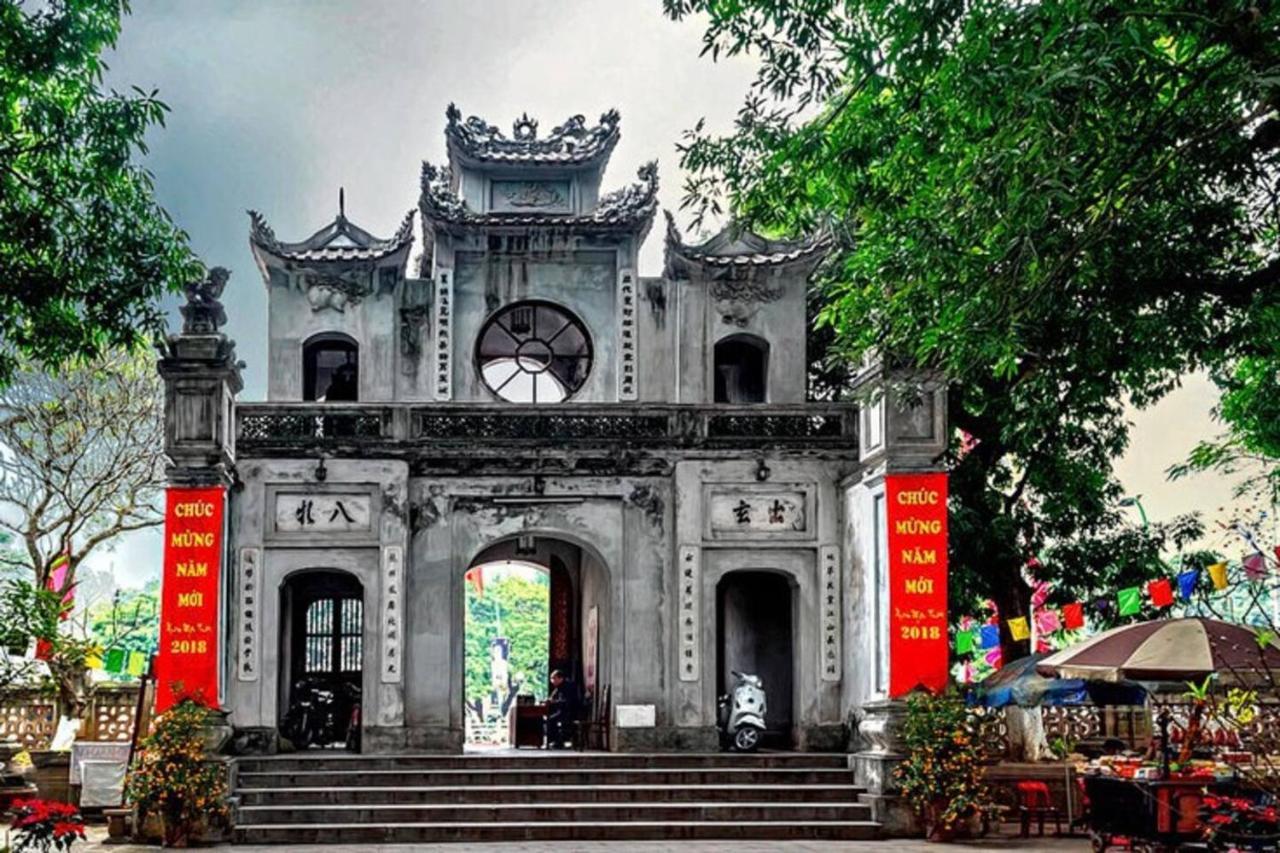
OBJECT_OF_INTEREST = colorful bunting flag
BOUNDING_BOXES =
[1117,586,1142,616]
[1008,617,1030,641]
[1243,552,1267,581]
[1062,602,1085,631]
[85,654,103,671]
[1177,569,1200,601]
[105,648,125,674]
[1148,578,1174,608]
[126,651,146,677]
[979,625,1000,649]
[1208,562,1229,590]
[955,630,973,654]
[1034,608,1061,635]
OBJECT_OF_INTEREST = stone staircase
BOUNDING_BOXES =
[232,752,880,844]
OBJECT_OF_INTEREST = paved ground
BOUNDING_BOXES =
[78,825,1092,851]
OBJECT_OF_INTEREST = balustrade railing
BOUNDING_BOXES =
[235,402,858,453]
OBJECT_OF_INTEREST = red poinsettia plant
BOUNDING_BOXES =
[8,798,86,852]
[1200,793,1280,847]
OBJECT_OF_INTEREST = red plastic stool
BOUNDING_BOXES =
[1016,780,1063,837]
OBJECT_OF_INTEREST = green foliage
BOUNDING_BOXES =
[125,699,228,845]
[0,0,201,386]
[666,0,1280,650]
[85,580,159,671]
[0,580,95,696]
[894,691,997,836]
[464,569,549,711]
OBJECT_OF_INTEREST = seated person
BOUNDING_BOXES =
[544,670,578,749]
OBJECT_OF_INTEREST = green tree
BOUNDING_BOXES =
[0,0,200,386]
[665,0,1280,654]
[85,579,159,676]
[464,570,549,718]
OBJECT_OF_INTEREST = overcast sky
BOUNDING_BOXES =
[88,0,1251,588]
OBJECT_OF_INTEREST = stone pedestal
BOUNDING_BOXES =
[852,699,921,837]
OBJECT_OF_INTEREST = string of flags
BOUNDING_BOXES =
[953,548,1280,660]
[88,648,149,678]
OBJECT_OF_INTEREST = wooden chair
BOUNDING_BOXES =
[576,685,610,751]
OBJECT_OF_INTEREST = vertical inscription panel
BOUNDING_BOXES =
[819,545,841,682]
[381,545,403,683]
[678,544,700,682]
[236,547,260,682]
[434,270,453,400]
[617,268,638,400]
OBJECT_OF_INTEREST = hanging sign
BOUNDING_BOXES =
[155,486,225,713]
[886,472,949,697]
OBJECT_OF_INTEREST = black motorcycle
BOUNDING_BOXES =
[281,676,361,749]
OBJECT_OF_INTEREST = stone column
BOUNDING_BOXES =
[157,268,243,716]
[846,354,947,836]
[157,267,243,489]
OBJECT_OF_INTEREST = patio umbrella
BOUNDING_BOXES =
[1036,617,1280,685]
[973,653,1146,707]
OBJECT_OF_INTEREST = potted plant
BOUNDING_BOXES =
[124,700,229,847]
[8,798,86,852]
[1201,794,1280,850]
[894,690,997,841]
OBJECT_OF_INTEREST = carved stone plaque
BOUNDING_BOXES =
[274,493,372,533]
[490,180,571,213]
[708,490,807,535]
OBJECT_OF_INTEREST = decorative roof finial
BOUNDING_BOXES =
[338,186,345,219]
[180,267,229,334]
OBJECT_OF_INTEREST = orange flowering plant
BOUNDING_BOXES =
[124,699,228,847]
[894,690,997,840]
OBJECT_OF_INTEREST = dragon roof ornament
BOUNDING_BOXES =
[444,103,622,166]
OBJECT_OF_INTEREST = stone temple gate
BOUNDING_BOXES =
[158,104,948,782]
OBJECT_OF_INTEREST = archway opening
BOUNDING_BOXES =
[714,334,769,403]
[716,570,794,749]
[463,536,609,751]
[278,570,363,750]
[303,333,359,401]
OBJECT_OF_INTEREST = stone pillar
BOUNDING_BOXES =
[157,268,243,718]
[846,354,947,836]
[157,267,243,488]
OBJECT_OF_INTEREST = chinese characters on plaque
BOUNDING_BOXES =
[708,491,807,535]
[275,493,372,533]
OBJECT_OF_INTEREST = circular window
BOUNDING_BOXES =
[477,301,592,403]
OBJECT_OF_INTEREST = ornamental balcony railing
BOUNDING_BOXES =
[234,402,858,454]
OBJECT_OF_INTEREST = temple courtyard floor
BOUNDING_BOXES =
[78,826,1092,851]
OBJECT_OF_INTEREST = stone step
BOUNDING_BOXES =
[236,801,873,826]
[236,766,854,789]
[236,782,863,806]
[232,819,882,844]
[236,752,850,773]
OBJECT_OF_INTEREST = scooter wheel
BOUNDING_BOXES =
[733,725,762,752]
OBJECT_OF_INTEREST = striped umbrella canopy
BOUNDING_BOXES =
[1036,618,1280,685]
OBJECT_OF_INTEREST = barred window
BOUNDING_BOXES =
[303,597,363,674]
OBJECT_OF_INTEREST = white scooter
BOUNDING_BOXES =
[717,670,767,752]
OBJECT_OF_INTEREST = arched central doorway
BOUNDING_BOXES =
[278,570,364,750]
[716,570,795,748]
[462,535,609,751]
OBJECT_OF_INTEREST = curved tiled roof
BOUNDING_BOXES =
[248,208,415,264]
[663,211,829,277]
[420,160,658,233]
[444,103,621,167]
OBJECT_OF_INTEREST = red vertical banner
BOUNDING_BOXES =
[886,473,949,697]
[155,486,225,713]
